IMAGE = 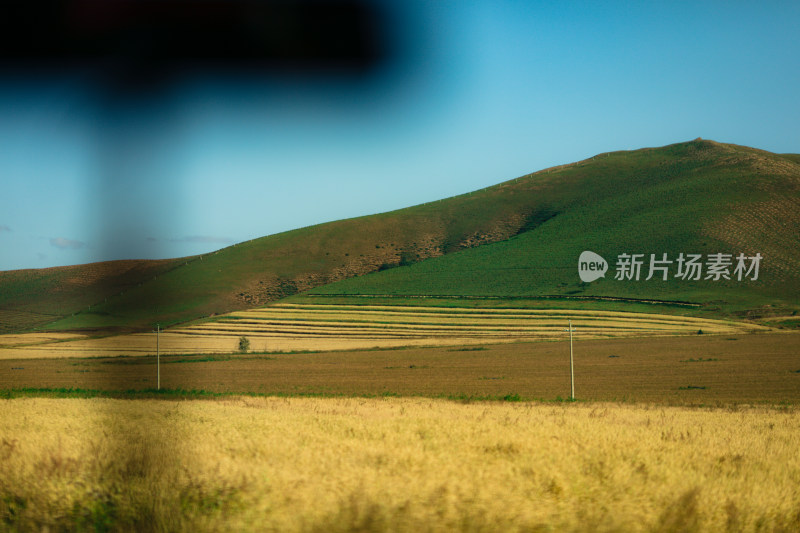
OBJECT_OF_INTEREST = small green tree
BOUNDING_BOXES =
[238,336,250,353]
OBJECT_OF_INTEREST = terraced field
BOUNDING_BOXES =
[181,303,764,339]
[0,302,768,359]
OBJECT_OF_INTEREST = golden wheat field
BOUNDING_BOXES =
[1,397,799,532]
[0,303,767,360]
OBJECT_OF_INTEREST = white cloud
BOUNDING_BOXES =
[50,237,86,250]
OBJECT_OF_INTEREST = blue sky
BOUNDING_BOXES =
[1,1,798,271]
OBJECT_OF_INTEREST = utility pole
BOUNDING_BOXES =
[564,319,575,400]
[156,324,160,390]
[569,319,574,400]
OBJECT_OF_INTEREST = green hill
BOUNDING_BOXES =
[307,140,800,319]
[1,139,798,333]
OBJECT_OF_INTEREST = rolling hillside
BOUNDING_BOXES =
[1,139,798,333]
[308,140,800,320]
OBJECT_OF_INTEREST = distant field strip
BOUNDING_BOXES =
[0,332,89,347]
[0,303,768,359]
[166,303,763,347]
[176,303,763,339]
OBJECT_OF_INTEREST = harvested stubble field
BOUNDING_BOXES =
[1,397,799,532]
[2,334,798,404]
[0,303,767,360]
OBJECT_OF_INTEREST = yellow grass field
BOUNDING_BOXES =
[0,303,768,359]
[0,332,88,347]
[1,397,798,532]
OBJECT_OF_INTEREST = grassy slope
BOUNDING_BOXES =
[1,139,798,332]
[0,259,188,332]
[308,140,800,319]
